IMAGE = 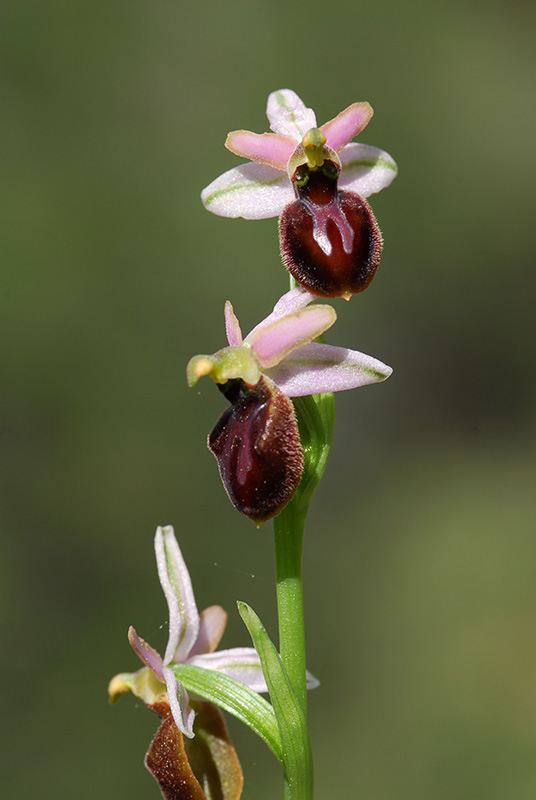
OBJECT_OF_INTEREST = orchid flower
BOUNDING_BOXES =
[109,526,280,738]
[201,89,397,298]
[187,288,392,522]
[110,527,320,797]
[110,526,277,798]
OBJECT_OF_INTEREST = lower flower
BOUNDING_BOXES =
[109,526,269,799]
[109,526,320,796]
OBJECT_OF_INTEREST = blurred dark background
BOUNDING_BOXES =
[1,0,535,797]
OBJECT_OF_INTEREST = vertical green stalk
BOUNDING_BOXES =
[272,391,336,800]
[274,501,308,715]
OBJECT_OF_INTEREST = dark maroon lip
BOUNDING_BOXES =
[209,376,304,525]
[279,165,383,298]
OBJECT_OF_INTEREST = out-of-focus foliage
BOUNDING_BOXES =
[1,0,534,798]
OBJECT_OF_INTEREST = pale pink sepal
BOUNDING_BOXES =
[266,89,317,139]
[305,670,320,690]
[186,649,322,691]
[163,665,196,738]
[266,342,393,397]
[246,306,337,370]
[338,143,398,198]
[201,162,293,220]
[128,626,164,682]
[320,102,373,152]
[188,648,268,693]
[224,301,243,347]
[226,130,295,171]
[188,605,228,657]
[155,525,200,665]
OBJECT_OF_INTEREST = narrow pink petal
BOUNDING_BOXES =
[187,648,268,693]
[320,102,373,152]
[128,626,164,682]
[245,288,316,344]
[266,89,317,139]
[201,162,293,219]
[265,342,393,396]
[226,130,295,170]
[224,301,243,347]
[189,605,228,657]
[162,665,195,738]
[246,289,316,343]
[338,143,398,198]
[246,306,337,369]
[155,526,200,665]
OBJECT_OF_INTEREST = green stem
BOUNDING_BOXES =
[273,501,308,717]
[274,501,313,800]
[271,392,335,800]
[270,316,335,800]
[273,391,334,718]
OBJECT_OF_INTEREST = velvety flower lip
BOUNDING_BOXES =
[201,89,397,220]
[208,374,305,524]
[188,287,393,398]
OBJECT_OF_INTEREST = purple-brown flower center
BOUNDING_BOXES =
[279,161,383,299]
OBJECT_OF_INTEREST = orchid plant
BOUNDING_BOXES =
[111,88,397,800]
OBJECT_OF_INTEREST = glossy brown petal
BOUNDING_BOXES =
[279,161,383,298]
[145,701,243,800]
[208,376,304,525]
[145,703,207,800]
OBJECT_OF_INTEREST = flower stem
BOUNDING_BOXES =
[275,391,334,713]
[273,502,308,716]
[274,501,313,800]
[272,389,335,800]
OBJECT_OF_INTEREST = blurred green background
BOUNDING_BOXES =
[1,0,535,797]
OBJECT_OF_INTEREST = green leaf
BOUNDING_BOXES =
[172,664,283,764]
[237,602,313,800]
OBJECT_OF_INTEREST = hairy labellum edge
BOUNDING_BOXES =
[208,376,304,525]
[279,164,383,298]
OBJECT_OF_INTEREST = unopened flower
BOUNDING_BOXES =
[201,89,397,299]
[187,288,392,523]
